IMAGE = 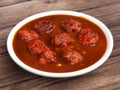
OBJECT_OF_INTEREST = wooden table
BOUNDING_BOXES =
[0,0,120,90]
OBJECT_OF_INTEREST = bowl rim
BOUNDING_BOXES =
[7,10,114,78]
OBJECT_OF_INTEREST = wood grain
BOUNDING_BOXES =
[0,0,120,29]
[0,0,29,7]
[0,0,120,90]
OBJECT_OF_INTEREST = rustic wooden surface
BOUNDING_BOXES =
[0,0,120,90]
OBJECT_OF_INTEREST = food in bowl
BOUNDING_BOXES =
[12,14,107,72]
[7,11,113,78]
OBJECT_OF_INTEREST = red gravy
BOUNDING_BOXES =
[13,15,107,72]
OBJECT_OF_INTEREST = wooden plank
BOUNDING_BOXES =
[0,25,120,89]
[0,56,39,88]
[83,3,120,18]
[0,55,120,90]
[0,0,119,29]
[0,0,29,7]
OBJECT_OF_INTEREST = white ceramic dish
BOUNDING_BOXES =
[7,10,113,78]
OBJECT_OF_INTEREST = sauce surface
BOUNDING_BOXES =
[13,15,107,72]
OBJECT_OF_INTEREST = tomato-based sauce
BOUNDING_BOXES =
[13,15,107,72]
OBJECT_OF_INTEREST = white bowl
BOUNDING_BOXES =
[7,10,113,78]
